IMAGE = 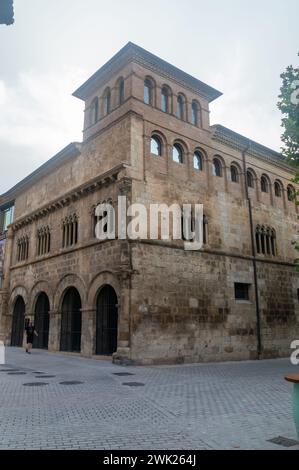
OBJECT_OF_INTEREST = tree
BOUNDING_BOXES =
[277,54,299,166]
[278,55,299,266]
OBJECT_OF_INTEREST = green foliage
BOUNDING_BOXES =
[277,54,299,166]
[292,172,299,268]
[278,55,299,266]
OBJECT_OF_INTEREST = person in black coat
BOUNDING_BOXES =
[24,319,38,354]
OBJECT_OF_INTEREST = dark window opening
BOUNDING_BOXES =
[144,78,153,105]
[230,165,238,183]
[234,283,250,300]
[62,214,78,248]
[212,158,222,177]
[191,101,199,126]
[274,181,282,197]
[261,176,268,193]
[246,170,254,188]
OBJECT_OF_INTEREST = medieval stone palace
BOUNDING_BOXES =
[0,43,298,364]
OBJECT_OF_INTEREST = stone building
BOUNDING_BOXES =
[0,42,298,364]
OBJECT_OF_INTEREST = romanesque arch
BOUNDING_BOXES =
[29,280,53,314]
[54,273,87,311]
[87,271,120,309]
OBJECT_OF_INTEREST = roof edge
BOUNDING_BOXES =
[0,142,82,205]
[73,42,222,103]
[211,124,295,172]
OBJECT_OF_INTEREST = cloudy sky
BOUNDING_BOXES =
[0,0,298,194]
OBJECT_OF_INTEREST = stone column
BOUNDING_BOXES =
[113,272,132,364]
[187,151,192,181]
[207,158,213,194]
[282,188,288,213]
[269,182,274,206]
[255,177,260,202]
[80,308,95,357]
[2,226,14,291]
[48,310,61,352]
[0,227,14,343]
[224,164,229,193]
[166,144,171,176]
[0,290,9,344]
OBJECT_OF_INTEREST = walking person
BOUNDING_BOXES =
[24,319,38,354]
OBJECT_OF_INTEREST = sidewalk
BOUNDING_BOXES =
[0,347,298,450]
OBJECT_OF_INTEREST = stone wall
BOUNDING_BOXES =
[129,242,299,364]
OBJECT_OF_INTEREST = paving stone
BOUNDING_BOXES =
[0,347,298,450]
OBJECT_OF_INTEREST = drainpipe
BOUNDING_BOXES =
[241,142,262,358]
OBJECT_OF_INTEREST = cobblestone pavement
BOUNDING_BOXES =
[0,347,299,450]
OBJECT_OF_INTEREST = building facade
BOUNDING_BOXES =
[0,42,298,364]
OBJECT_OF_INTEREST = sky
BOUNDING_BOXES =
[0,0,298,195]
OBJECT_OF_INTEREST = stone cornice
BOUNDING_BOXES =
[12,163,129,231]
[0,142,82,207]
[73,42,222,103]
[211,124,296,173]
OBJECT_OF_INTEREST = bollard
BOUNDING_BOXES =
[285,374,299,439]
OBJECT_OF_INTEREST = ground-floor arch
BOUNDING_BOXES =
[96,284,118,355]
[60,287,82,352]
[34,292,50,349]
[11,296,25,346]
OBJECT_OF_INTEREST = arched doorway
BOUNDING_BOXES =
[34,292,50,349]
[96,285,118,355]
[11,296,25,346]
[60,287,82,352]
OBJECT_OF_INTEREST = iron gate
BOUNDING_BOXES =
[34,292,50,349]
[60,287,82,352]
[96,285,118,355]
[11,296,25,346]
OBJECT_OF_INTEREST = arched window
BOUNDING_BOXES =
[90,97,98,125]
[230,165,238,183]
[150,135,162,156]
[181,209,208,244]
[287,185,295,202]
[212,158,222,177]
[172,143,183,163]
[103,88,111,115]
[161,86,171,113]
[17,235,29,262]
[37,226,51,256]
[261,175,268,193]
[144,78,153,105]
[119,78,125,105]
[62,214,78,248]
[246,170,254,188]
[191,100,199,126]
[274,181,282,197]
[177,94,185,120]
[256,225,276,256]
[193,151,203,171]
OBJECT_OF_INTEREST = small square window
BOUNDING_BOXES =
[234,283,250,300]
